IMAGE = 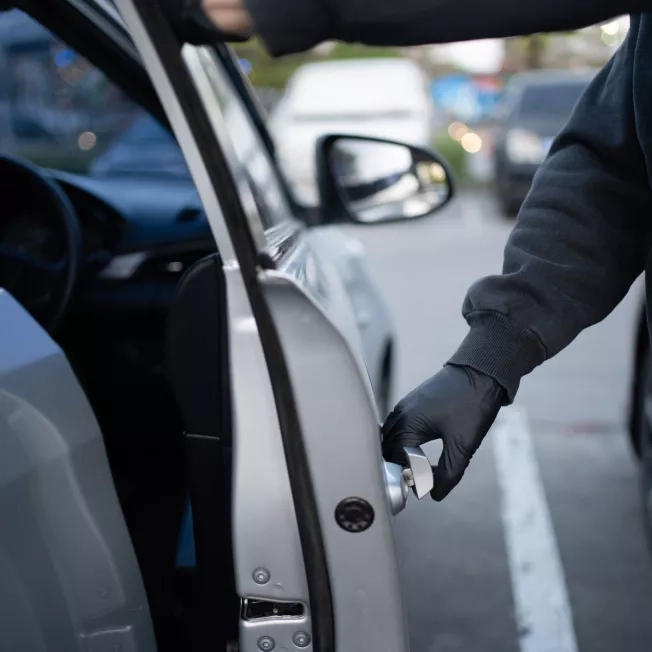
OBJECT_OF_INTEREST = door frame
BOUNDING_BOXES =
[112,2,336,650]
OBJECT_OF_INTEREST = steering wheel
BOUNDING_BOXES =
[0,155,82,331]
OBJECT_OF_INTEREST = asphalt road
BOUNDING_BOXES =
[342,189,652,652]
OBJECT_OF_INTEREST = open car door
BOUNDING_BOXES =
[115,2,423,650]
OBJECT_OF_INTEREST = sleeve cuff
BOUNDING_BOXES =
[244,0,335,56]
[447,311,547,403]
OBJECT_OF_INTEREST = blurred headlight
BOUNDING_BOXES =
[506,128,547,164]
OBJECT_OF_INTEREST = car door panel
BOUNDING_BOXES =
[115,2,409,649]
[260,267,409,649]
[0,290,156,651]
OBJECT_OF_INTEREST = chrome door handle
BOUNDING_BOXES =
[383,446,433,515]
[401,447,434,499]
[384,461,410,515]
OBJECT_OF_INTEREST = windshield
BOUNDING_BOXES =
[0,9,189,179]
[517,81,588,117]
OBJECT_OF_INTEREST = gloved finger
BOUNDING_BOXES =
[382,429,426,465]
[430,440,471,502]
[381,412,435,464]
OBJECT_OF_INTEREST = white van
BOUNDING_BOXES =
[270,57,435,205]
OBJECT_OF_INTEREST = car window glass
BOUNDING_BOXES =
[0,9,189,179]
[188,46,296,234]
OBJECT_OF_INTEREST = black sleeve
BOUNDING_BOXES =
[244,0,651,56]
[447,17,652,401]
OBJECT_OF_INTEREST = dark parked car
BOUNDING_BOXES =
[628,299,652,539]
[493,70,595,216]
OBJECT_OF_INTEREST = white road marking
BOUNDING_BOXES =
[493,407,579,652]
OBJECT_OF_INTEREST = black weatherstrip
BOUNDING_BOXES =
[127,3,335,650]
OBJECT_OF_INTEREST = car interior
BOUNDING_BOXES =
[0,4,246,650]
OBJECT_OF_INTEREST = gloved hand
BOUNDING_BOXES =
[160,0,253,45]
[382,364,506,501]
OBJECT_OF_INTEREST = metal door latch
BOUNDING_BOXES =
[383,446,433,515]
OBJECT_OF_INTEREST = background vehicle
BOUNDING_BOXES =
[0,2,454,650]
[269,57,435,204]
[628,298,652,541]
[492,69,595,215]
[90,113,191,177]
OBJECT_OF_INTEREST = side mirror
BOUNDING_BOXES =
[316,134,455,225]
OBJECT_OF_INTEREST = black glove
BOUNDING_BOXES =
[160,0,250,45]
[382,364,506,501]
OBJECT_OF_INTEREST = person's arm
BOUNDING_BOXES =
[241,0,651,56]
[448,18,652,401]
[383,18,652,500]
[165,1,649,56]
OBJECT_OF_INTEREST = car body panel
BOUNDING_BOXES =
[307,225,394,396]
[0,290,155,651]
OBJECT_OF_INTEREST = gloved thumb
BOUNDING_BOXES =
[431,440,471,502]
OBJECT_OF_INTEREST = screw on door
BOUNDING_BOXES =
[293,631,311,648]
[334,497,375,532]
[253,567,270,585]
[257,636,275,651]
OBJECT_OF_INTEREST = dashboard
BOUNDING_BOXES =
[1,210,66,265]
[49,170,217,314]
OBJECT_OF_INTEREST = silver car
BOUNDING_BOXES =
[0,1,454,650]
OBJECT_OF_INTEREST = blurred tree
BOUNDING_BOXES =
[232,39,400,89]
[503,34,559,70]
[504,26,613,72]
[523,34,548,69]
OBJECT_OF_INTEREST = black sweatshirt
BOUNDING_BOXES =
[242,1,652,400]
[244,0,651,57]
[449,15,652,399]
